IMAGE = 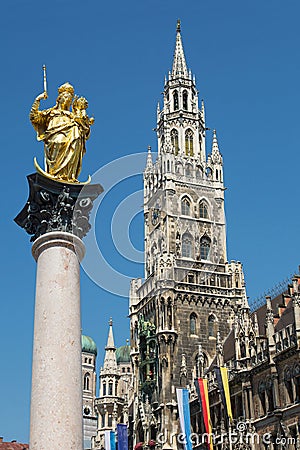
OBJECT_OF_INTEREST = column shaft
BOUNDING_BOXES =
[30,232,85,450]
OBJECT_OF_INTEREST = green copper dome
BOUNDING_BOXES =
[81,335,97,356]
[116,345,130,363]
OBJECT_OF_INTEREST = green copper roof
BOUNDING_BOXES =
[116,345,130,363]
[81,335,97,356]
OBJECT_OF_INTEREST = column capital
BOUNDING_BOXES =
[14,172,103,242]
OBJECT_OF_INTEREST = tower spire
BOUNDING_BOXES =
[146,145,153,171]
[103,318,117,371]
[212,129,220,155]
[171,19,188,79]
[106,317,115,349]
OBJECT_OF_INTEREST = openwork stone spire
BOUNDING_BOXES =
[103,318,117,371]
[171,19,188,79]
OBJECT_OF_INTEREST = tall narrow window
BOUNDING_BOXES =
[183,90,188,110]
[190,313,197,334]
[284,368,294,403]
[200,235,211,260]
[182,233,193,258]
[181,197,191,216]
[266,378,274,412]
[160,298,165,329]
[171,129,179,155]
[84,373,90,391]
[185,129,194,156]
[167,299,172,329]
[199,201,209,219]
[103,381,106,396]
[295,367,300,402]
[259,382,267,415]
[109,381,113,396]
[208,315,216,337]
[173,91,179,110]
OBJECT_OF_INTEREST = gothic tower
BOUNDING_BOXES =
[93,319,120,448]
[93,320,132,449]
[82,335,98,449]
[129,21,248,449]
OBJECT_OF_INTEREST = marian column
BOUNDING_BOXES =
[15,81,102,450]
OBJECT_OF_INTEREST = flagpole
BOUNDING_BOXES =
[228,422,232,450]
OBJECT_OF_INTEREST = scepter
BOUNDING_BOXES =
[43,65,48,98]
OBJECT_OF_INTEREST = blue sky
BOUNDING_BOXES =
[1,0,300,443]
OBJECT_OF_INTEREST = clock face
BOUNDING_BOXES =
[152,210,159,225]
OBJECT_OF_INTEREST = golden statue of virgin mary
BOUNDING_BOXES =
[30,81,94,183]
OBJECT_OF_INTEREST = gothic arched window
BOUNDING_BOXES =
[208,314,216,337]
[160,297,166,329]
[167,298,172,329]
[108,381,113,396]
[199,200,209,219]
[200,235,211,260]
[171,129,179,155]
[182,233,193,258]
[181,197,191,216]
[294,365,300,402]
[103,381,106,396]
[173,91,179,110]
[185,129,194,156]
[84,373,90,391]
[258,381,267,415]
[284,368,294,403]
[190,313,197,335]
[266,378,274,412]
[183,90,188,110]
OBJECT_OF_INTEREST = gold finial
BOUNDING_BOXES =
[177,19,181,32]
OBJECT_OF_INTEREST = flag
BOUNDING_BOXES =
[117,424,128,450]
[194,378,213,450]
[105,430,116,450]
[214,367,233,424]
[176,388,193,450]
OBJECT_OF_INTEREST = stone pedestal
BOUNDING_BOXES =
[30,231,84,450]
[15,172,103,450]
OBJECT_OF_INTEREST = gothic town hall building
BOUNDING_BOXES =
[82,22,300,450]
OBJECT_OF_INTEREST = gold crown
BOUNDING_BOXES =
[58,82,74,96]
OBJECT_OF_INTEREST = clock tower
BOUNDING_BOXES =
[129,21,248,449]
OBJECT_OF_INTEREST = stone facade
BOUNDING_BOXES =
[82,21,300,450]
[128,21,248,450]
